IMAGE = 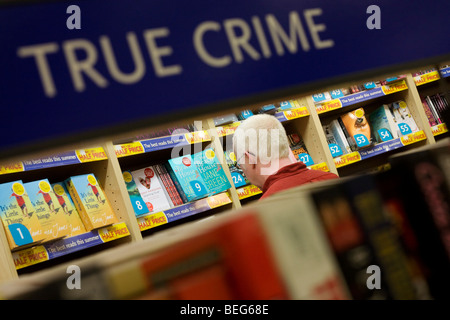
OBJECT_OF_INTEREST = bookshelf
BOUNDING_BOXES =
[0,63,449,286]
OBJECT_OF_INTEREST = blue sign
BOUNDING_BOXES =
[1,0,450,154]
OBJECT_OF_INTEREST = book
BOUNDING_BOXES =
[153,164,184,207]
[24,179,71,241]
[0,180,46,250]
[389,101,419,136]
[340,174,418,299]
[311,183,390,300]
[287,132,310,161]
[421,98,438,126]
[387,145,450,299]
[122,171,150,216]
[139,212,289,299]
[191,148,231,196]
[340,108,373,149]
[130,166,173,214]
[65,174,118,231]
[369,105,399,143]
[51,182,87,237]
[165,154,208,203]
[166,149,231,203]
[248,191,351,299]
[329,119,352,154]
[375,170,433,300]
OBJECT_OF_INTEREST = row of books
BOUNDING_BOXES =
[311,75,406,105]
[323,101,419,157]
[124,148,231,216]
[8,138,450,300]
[0,174,118,250]
[421,92,449,126]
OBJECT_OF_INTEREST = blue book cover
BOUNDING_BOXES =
[192,148,231,195]
[166,154,209,202]
[369,105,398,143]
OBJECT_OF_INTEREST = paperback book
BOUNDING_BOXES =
[65,174,118,230]
[130,166,173,214]
[24,179,71,241]
[369,105,399,143]
[122,171,150,216]
[0,180,46,249]
[51,182,86,237]
[389,101,419,136]
[339,108,373,150]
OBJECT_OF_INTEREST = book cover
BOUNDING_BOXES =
[191,149,231,196]
[122,171,150,216]
[329,119,352,154]
[165,154,209,203]
[24,179,71,241]
[311,184,389,300]
[154,164,184,207]
[375,170,433,300]
[341,175,418,300]
[65,174,118,231]
[390,101,419,135]
[140,212,289,299]
[287,133,310,162]
[421,98,438,126]
[51,182,86,237]
[0,180,46,249]
[340,108,373,149]
[387,146,450,299]
[369,105,399,143]
[130,166,172,214]
[249,192,351,299]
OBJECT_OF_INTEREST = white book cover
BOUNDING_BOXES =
[330,119,352,154]
[250,193,351,300]
[390,101,419,136]
[131,166,172,214]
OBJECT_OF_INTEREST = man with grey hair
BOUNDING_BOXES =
[233,114,338,199]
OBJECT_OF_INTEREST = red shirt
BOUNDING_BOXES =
[260,162,339,200]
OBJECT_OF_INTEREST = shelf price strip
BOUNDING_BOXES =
[334,130,426,168]
[316,80,408,114]
[236,184,263,200]
[137,192,232,231]
[431,123,448,136]
[414,70,440,86]
[440,67,450,78]
[115,131,211,158]
[275,106,310,122]
[13,222,130,270]
[0,147,108,175]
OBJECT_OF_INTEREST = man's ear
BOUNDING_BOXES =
[245,151,256,164]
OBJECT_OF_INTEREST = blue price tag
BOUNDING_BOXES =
[297,153,314,166]
[328,143,343,157]
[398,123,412,135]
[241,110,253,119]
[354,134,370,147]
[330,89,344,99]
[190,180,208,197]
[278,101,293,110]
[231,171,246,188]
[312,93,327,103]
[8,223,33,246]
[364,82,376,89]
[377,128,393,142]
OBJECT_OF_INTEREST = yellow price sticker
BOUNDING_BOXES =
[38,180,52,193]
[12,182,25,196]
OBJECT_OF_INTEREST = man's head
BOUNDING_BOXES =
[232,114,294,188]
